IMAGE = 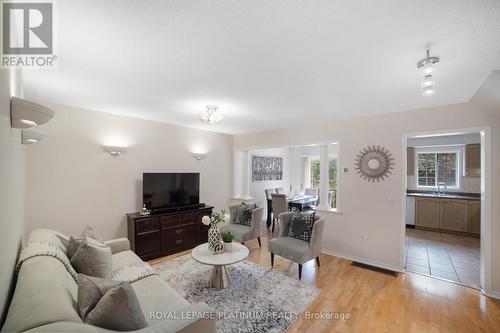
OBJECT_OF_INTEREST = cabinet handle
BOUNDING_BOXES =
[175,229,183,234]
[176,239,183,244]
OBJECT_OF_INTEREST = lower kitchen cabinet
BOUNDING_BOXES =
[440,199,469,232]
[415,198,440,228]
[415,197,480,236]
[468,201,481,234]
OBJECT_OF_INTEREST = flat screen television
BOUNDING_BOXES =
[143,173,200,211]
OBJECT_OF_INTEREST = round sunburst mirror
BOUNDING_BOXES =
[355,146,394,182]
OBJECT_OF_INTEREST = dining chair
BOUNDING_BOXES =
[304,187,319,209]
[275,187,285,194]
[264,188,276,200]
[270,193,288,233]
[304,188,318,197]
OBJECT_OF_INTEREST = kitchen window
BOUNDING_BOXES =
[417,149,460,189]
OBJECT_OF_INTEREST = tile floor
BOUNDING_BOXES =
[405,228,480,288]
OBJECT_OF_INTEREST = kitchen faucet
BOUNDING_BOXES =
[437,182,447,196]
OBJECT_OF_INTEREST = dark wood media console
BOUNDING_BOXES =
[126,205,213,261]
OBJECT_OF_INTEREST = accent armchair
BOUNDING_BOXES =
[268,212,325,279]
[221,205,264,247]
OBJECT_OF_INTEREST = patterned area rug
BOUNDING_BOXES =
[153,254,320,333]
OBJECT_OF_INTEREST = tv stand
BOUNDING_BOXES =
[151,203,205,215]
[126,205,213,260]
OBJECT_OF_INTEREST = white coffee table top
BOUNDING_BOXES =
[192,242,249,266]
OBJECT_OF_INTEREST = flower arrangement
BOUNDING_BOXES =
[201,210,230,226]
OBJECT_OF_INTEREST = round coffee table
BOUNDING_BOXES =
[191,242,249,289]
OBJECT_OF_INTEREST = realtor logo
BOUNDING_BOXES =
[1,1,57,68]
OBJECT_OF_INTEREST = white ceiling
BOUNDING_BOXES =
[23,0,500,134]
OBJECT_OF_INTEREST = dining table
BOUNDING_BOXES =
[266,195,318,228]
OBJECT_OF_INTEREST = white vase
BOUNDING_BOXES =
[208,224,224,254]
[224,241,233,251]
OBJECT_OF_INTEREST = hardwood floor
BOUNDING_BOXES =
[149,234,500,333]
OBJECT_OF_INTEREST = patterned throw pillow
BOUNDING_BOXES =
[288,209,316,242]
[234,203,256,226]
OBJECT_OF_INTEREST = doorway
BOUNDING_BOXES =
[402,128,491,293]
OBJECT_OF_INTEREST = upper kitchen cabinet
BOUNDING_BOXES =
[465,144,480,177]
[407,147,415,176]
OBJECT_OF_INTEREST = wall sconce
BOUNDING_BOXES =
[193,153,207,161]
[104,146,127,156]
[22,130,46,144]
[11,97,55,129]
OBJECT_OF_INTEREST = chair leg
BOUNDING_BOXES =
[257,237,261,248]
[298,264,303,279]
[271,253,274,267]
[272,219,275,233]
[316,256,320,266]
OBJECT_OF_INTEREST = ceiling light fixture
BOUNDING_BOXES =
[417,48,439,96]
[199,105,223,125]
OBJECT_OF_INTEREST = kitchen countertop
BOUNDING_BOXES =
[406,192,480,201]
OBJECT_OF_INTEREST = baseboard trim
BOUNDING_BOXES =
[482,289,500,300]
[321,249,404,273]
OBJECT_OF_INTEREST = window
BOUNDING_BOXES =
[310,158,337,208]
[310,159,320,189]
[417,151,459,188]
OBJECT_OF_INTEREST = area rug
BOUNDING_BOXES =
[152,254,320,333]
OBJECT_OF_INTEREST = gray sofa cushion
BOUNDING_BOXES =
[70,237,112,279]
[77,274,147,331]
[67,227,105,258]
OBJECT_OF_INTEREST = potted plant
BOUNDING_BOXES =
[220,231,234,251]
[201,210,230,254]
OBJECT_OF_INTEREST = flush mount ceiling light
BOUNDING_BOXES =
[199,105,223,125]
[11,97,55,129]
[417,48,439,96]
[104,146,127,156]
[22,130,46,145]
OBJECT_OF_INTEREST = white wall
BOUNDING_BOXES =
[233,72,500,294]
[407,133,481,193]
[0,69,25,323]
[248,147,289,207]
[25,105,233,240]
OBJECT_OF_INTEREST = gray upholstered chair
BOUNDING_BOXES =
[221,205,264,247]
[264,188,276,200]
[304,187,319,197]
[275,187,286,194]
[270,193,288,233]
[268,212,325,279]
[304,187,319,209]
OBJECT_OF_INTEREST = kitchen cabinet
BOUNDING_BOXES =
[407,147,415,176]
[465,144,480,177]
[440,199,469,232]
[414,196,480,236]
[468,201,481,234]
[415,198,440,228]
